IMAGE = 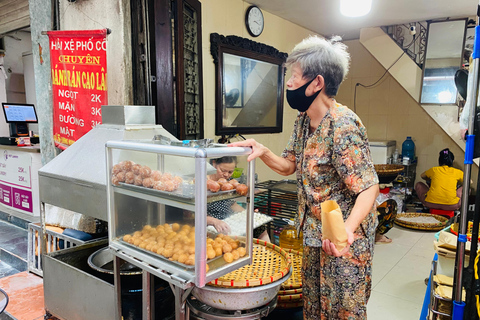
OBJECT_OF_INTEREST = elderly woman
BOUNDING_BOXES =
[230,36,378,319]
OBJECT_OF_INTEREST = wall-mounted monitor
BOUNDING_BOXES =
[2,103,38,123]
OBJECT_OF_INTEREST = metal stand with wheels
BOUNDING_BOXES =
[452,4,480,319]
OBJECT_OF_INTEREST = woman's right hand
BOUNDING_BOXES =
[212,218,231,234]
[228,139,267,162]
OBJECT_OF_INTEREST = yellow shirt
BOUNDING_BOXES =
[424,166,463,205]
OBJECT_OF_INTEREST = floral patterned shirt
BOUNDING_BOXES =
[281,102,379,247]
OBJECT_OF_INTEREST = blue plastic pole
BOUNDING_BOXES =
[452,301,466,320]
[420,253,438,319]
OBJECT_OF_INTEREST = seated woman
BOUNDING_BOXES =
[375,199,398,243]
[414,148,463,211]
[206,156,270,241]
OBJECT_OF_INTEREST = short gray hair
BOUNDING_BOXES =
[286,35,350,97]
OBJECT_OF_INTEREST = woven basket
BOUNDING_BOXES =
[208,239,291,288]
[276,301,303,309]
[278,293,303,302]
[279,288,303,295]
[280,248,303,290]
[395,213,449,231]
[374,164,404,176]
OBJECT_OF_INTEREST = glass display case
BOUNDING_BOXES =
[105,139,254,288]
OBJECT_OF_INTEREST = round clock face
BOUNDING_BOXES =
[246,6,264,37]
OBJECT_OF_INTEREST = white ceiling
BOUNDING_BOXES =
[248,0,478,40]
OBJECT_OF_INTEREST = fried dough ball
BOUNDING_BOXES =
[153,181,165,191]
[221,183,234,191]
[116,171,126,182]
[223,252,233,263]
[177,253,188,264]
[217,178,228,185]
[229,241,239,249]
[163,248,173,258]
[133,238,142,246]
[171,223,180,232]
[143,225,153,232]
[133,231,142,238]
[112,163,123,175]
[229,179,240,187]
[206,264,210,272]
[156,247,165,255]
[163,180,177,192]
[207,248,216,259]
[236,184,248,196]
[161,173,173,181]
[134,175,143,186]
[231,250,240,260]
[237,247,246,257]
[140,166,152,179]
[145,243,154,251]
[207,180,220,193]
[151,170,163,181]
[121,160,134,172]
[125,172,135,184]
[132,164,142,175]
[111,176,120,186]
[139,242,147,249]
[215,247,223,257]
[222,243,233,253]
[123,234,132,242]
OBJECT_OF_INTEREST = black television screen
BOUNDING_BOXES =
[2,103,38,123]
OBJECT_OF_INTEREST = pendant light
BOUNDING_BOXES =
[340,0,372,17]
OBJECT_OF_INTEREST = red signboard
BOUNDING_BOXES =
[48,30,108,149]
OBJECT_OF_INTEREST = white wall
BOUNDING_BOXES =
[59,0,132,105]
[0,55,7,136]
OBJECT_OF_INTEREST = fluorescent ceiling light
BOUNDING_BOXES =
[340,0,372,17]
[438,90,453,103]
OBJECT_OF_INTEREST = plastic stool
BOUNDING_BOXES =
[429,208,454,218]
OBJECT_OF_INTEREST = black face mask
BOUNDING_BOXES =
[286,77,322,112]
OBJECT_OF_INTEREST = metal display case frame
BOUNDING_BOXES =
[105,140,255,320]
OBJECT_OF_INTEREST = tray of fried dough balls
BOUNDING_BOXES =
[111,161,249,201]
[121,223,247,271]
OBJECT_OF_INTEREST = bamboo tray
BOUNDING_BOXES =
[208,239,291,288]
[395,213,449,231]
[374,164,404,176]
[278,288,303,295]
[276,301,303,309]
[278,293,302,302]
[280,249,303,290]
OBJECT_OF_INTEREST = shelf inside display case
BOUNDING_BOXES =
[115,182,246,203]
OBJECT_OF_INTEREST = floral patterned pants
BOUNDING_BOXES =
[302,232,373,319]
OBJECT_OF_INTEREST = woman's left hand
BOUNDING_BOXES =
[322,227,354,257]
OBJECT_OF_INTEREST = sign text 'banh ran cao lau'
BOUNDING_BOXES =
[48,29,108,149]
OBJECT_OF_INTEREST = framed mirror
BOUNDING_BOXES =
[420,19,467,104]
[210,33,287,135]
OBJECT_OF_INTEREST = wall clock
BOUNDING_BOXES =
[245,5,264,37]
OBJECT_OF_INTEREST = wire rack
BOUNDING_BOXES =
[254,180,298,245]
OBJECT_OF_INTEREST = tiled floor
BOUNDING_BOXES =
[368,225,437,320]
[0,225,439,320]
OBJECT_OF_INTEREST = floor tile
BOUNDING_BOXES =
[373,258,432,303]
[386,225,425,248]
[413,232,437,251]
[367,290,423,320]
